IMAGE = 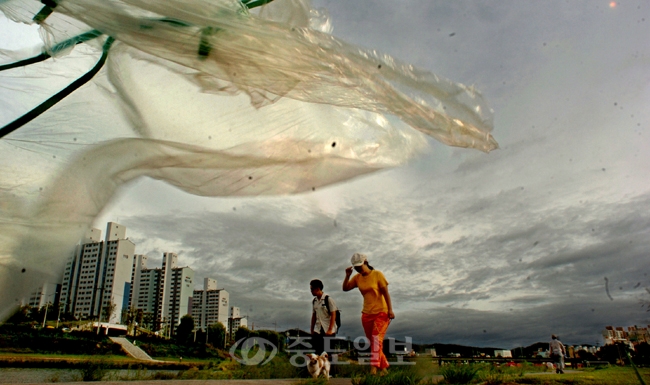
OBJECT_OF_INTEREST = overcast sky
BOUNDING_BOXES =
[3,0,650,349]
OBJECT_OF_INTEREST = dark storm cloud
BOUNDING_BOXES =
[387,297,646,349]
[90,0,650,348]
[118,188,650,347]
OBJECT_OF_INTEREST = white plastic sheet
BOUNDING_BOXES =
[0,0,497,320]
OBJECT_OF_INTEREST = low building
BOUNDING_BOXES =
[494,349,512,358]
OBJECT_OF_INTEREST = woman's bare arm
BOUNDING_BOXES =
[379,284,395,319]
[342,266,356,291]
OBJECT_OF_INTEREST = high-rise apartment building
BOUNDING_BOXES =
[59,223,135,323]
[192,277,229,332]
[128,252,194,335]
[229,306,248,334]
[160,253,194,332]
[57,223,238,338]
[128,254,162,327]
[28,282,61,309]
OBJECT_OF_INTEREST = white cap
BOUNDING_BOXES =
[351,253,367,267]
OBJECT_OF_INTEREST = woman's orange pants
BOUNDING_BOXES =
[361,312,390,369]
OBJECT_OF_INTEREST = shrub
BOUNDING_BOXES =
[479,366,508,385]
[0,325,122,356]
[178,366,201,379]
[439,363,479,384]
[351,366,428,385]
[78,360,109,381]
[150,371,178,380]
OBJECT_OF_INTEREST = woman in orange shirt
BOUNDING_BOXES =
[342,253,395,375]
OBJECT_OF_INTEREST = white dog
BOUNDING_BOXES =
[306,352,331,379]
[546,362,555,370]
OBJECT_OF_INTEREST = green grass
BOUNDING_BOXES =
[520,366,650,385]
[2,349,650,384]
[0,352,193,371]
[354,358,650,385]
[0,352,132,361]
[439,363,480,384]
[150,355,216,363]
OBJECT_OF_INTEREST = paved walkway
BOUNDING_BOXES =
[13,371,581,385]
[527,369,579,375]
[23,379,353,385]
[108,337,155,361]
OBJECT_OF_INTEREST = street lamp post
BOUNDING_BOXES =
[95,285,105,335]
[42,301,50,328]
[55,303,62,329]
[41,291,58,328]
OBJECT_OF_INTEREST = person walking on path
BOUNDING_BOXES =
[310,279,338,357]
[342,253,394,376]
[549,334,566,374]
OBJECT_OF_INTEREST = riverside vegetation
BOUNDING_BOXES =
[1,316,650,383]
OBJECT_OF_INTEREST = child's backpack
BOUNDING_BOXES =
[313,295,341,330]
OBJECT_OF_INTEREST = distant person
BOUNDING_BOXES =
[549,334,566,374]
[310,279,338,358]
[342,253,394,376]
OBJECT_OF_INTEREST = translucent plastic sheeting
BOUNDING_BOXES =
[0,0,497,320]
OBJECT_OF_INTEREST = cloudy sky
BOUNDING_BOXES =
[2,0,650,349]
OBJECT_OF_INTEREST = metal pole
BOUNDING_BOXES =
[42,301,49,328]
[56,303,62,329]
[96,286,104,335]
[42,291,58,328]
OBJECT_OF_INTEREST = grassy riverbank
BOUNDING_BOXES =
[1,323,648,384]
[0,352,193,369]
[0,353,649,384]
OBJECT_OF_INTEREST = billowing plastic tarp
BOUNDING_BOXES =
[0,0,497,320]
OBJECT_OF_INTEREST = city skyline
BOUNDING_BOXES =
[50,222,243,335]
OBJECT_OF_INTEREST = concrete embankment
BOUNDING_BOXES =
[109,337,155,361]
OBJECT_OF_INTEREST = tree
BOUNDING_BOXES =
[176,314,195,344]
[632,342,650,366]
[140,312,156,332]
[597,343,630,365]
[576,348,597,361]
[207,322,226,348]
[102,302,116,322]
[5,305,32,324]
[122,307,144,336]
[257,329,281,350]
[29,306,42,323]
[234,326,253,343]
